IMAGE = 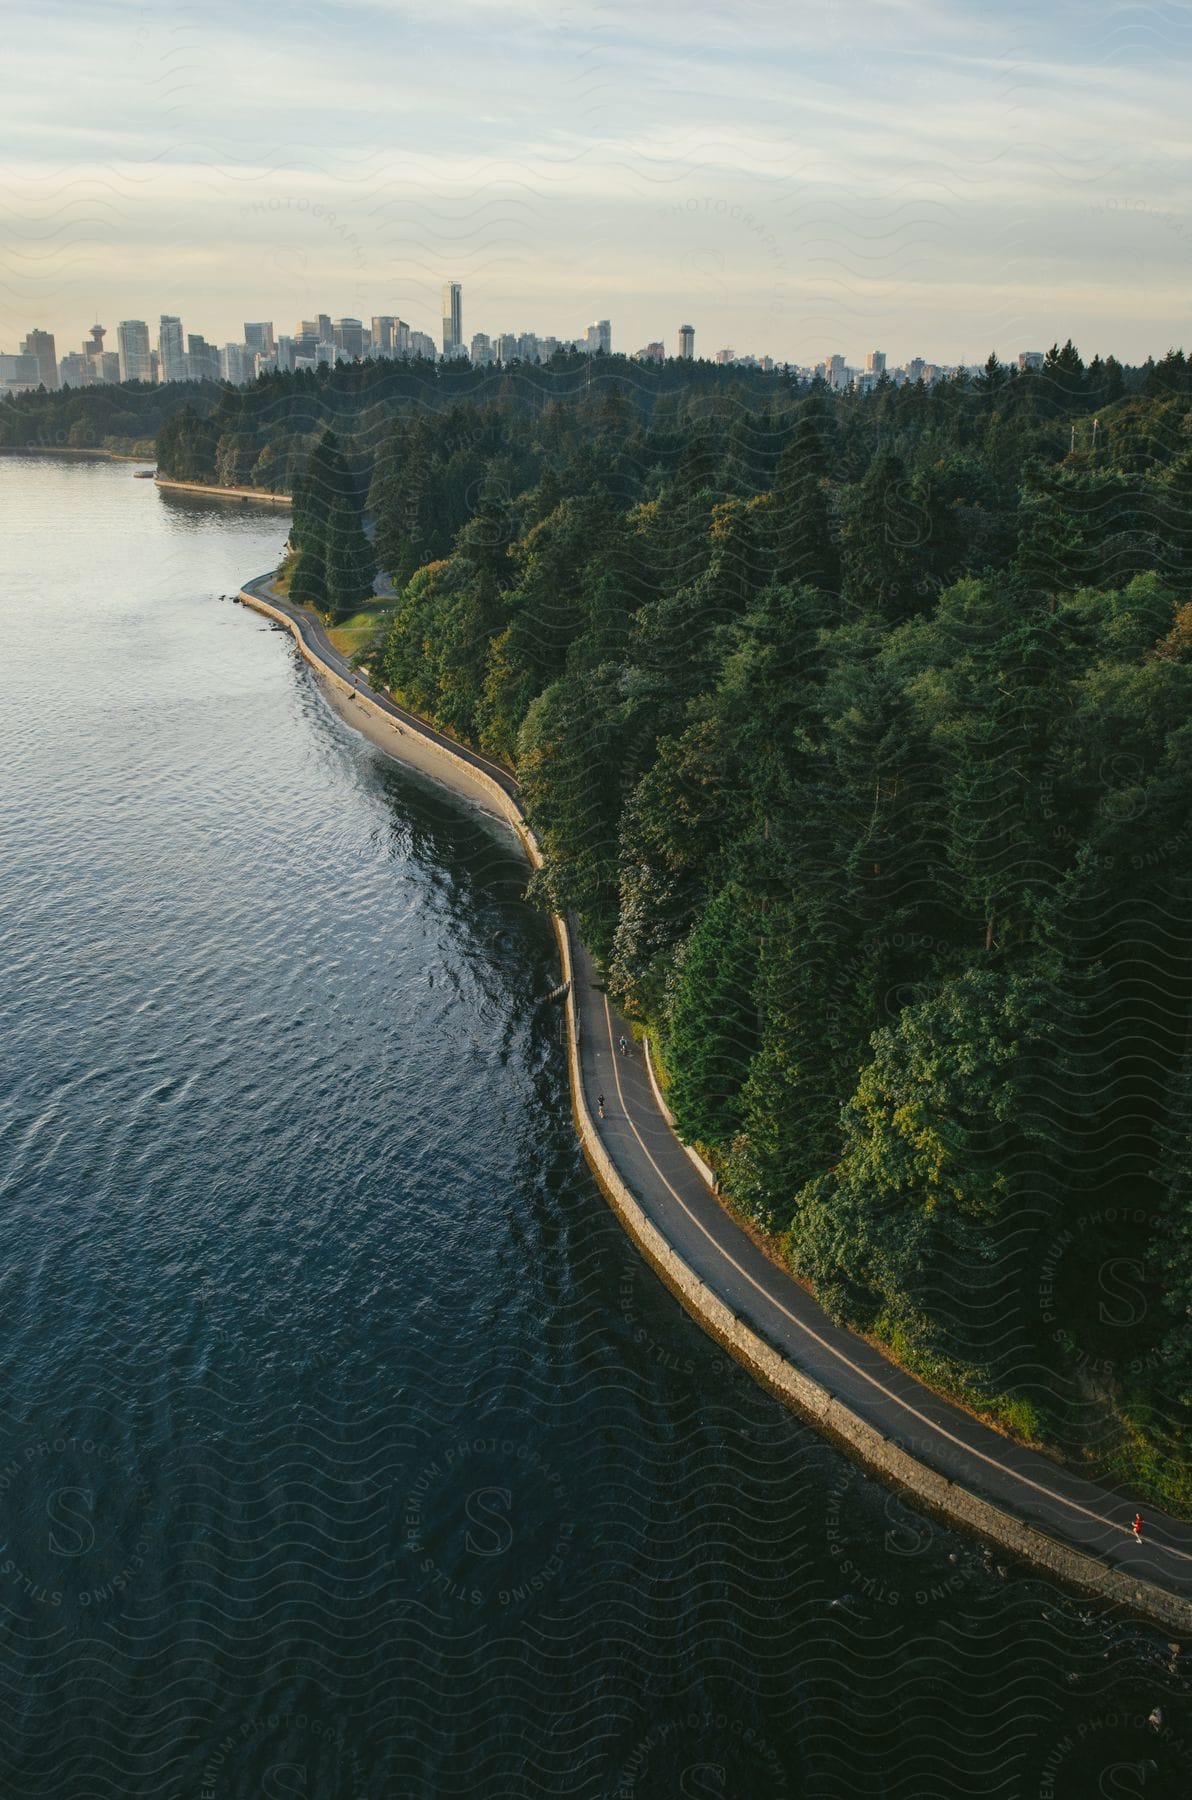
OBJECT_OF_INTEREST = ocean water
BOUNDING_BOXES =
[0,454,1189,1798]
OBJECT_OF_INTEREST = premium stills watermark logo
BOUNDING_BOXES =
[822,1459,984,1613]
[1032,1708,1192,1799]
[612,1711,792,1798]
[402,1433,574,1611]
[197,1708,368,1799]
[0,1433,153,1613]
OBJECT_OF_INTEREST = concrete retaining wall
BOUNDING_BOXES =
[238,581,1192,1636]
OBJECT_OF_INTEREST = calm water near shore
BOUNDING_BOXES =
[1,454,1190,1797]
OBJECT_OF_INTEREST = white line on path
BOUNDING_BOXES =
[600,997,1191,1566]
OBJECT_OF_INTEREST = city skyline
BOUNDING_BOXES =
[6,287,1185,393]
[3,293,1131,399]
[4,1,1191,372]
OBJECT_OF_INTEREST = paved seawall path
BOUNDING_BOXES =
[156,476,293,504]
[236,567,1192,1634]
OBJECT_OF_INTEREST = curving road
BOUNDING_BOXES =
[241,571,1192,1618]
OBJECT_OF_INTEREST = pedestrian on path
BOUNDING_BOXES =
[619,1035,627,1056]
[1133,1513,1144,1542]
[598,1094,605,1120]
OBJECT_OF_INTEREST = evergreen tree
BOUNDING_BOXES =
[325,496,376,619]
[665,882,759,1148]
[768,416,838,592]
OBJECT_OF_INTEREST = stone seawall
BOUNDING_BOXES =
[237,581,1192,1636]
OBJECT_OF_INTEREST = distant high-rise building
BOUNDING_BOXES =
[317,314,332,344]
[333,317,365,359]
[678,323,695,360]
[1018,350,1045,372]
[371,315,405,356]
[634,341,665,363]
[220,345,255,388]
[497,332,518,363]
[0,352,42,393]
[59,352,89,387]
[539,335,559,361]
[158,315,187,383]
[585,319,611,355]
[470,331,492,366]
[244,321,275,357]
[186,334,220,383]
[517,331,540,363]
[20,329,58,389]
[117,320,152,383]
[409,330,436,360]
[865,350,886,375]
[906,356,926,383]
[441,281,463,356]
[275,336,296,373]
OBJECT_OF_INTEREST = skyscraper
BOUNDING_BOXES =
[220,343,254,385]
[186,334,220,383]
[371,316,404,356]
[244,321,275,357]
[158,315,187,383]
[585,319,611,355]
[59,352,89,387]
[678,323,694,360]
[865,350,886,376]
[117,320,153,383]
[333,318,365,359]
[441,281,463,356]
[0,353,42,393]
[20,330,58,389]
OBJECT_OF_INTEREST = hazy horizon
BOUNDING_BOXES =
[5,0,1192,368]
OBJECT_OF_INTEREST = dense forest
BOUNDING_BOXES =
[146,343,1192,1503]
[0,375,225,454]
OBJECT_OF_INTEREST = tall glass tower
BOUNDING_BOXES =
[158,315,186,383]
[116,320,153,384]
[441,281,462,357]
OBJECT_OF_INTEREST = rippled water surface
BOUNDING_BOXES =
[1,455,1190,1798]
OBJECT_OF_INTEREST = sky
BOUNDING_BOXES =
[4,0,1192,369]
